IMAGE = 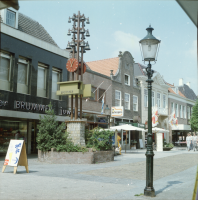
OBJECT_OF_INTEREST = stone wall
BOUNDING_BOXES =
[66,119,87,146]
[38,149,114,164]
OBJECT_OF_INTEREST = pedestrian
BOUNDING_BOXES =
[193,133,197,152]
[186,133,190,151]
[189,133,193,150]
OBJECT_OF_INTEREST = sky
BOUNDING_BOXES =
[19,0,197,95]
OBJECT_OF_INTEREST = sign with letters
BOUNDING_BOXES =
[2,140,29,174]
[111,106,124,117]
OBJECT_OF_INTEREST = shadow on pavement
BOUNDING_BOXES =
[156,181,183,195]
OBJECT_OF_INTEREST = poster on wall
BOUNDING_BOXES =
[2,140,29,174]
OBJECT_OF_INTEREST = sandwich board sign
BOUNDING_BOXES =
[2,140,29,174]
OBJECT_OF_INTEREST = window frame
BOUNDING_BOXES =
[6,9,16,28]
[133,95,138,111]
[157,93,161,108]
[37,63,48,98]
[99,88,106,103]
[175,104,178,117]
[171,102,174,114]
[124,74,130,86]
[187,106,190,119]
[124,93,130,110]
[51,67,61,100]
[183,106,186,119]
[0,51,12,91]
[115,90,121,106]
[163,94,166,109]
[17,57,29,94]
[89,86,97,101]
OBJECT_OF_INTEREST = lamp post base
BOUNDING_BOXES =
[144,187,156,197]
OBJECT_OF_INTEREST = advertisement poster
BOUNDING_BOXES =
[111,106,124,117]
[3,140,24,167]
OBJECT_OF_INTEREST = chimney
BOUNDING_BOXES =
[179,78,183,86]
[186,82,190,88]
[110,70,114,80]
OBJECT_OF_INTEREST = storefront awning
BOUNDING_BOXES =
[172,124,191,131]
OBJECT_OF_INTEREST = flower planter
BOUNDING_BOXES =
[38,148,114,164]
[163,147,173,151]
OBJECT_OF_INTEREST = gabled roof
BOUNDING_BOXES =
[18,13,58,47]
[168,87,186,98]
[178,84,197,101]
[86,57,119,77]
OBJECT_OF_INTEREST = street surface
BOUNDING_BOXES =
[0,148,197,200]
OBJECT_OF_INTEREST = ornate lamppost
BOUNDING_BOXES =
[66,11,90,119]
[139,25,160,197]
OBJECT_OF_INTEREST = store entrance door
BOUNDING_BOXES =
[31,121,38,154]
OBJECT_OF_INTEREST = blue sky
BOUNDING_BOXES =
[19,0,197,95]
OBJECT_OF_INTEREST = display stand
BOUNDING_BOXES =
[2,140,29,174]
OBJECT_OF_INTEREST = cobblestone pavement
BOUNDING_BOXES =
[0,149,197,200]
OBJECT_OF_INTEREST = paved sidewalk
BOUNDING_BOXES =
[0,149,197,200]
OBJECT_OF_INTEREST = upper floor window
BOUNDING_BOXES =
[152,92,155,107]
[17,57,29,94]
[157,93,161,108]
[187,106,190,119]
[179,105,183,118]
[51,68,61,100]
[99,89,105,103]
[124,93,130,110]
[163,94,166,109]
[89,86,97,101]
[171,102,174,114]
[0,51,12,91]
[133,95,138,111]
[37,63,48,97]
[115,90,121,106]
[144,89,148,107]
[175,104,178,117]
[6,9,16,28]
[183,106,186,119]
[124,74,130,86]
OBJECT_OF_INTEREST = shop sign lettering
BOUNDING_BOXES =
[61,90,73,94]
[0,100,8,107]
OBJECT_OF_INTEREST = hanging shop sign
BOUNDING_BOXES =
[2,140,29,174]
[111,106,124,117]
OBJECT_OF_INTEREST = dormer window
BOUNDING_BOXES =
[124,74,130,86]
[6,9,16,27]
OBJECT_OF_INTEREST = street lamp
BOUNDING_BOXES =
[139,25,160,197]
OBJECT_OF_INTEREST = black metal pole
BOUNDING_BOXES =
[144,61,155,197]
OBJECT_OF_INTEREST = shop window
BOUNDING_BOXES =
[0,51,12,91]
[144,89,148,107]
[17,57,29,94]
[157,93,161,108]
[51,68,61,100]
[6,9,16,28]
[99,89,105,103]
[125,93,130,110]
[124,74,130,86]
[115,90,121,106]
[89,86,97,101]
[152,92,155,107]
[133,95,138,111]
[37,63,48,97]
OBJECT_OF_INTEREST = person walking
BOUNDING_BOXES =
[193,133,197,152]
[186,133,190,151]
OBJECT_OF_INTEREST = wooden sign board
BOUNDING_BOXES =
[2,140,29,174]
[139,139,143,149]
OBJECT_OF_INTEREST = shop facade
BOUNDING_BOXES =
[0,10,70,154]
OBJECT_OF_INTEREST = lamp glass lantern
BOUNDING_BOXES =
[104,105,111,116]
[139,25,160,62]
